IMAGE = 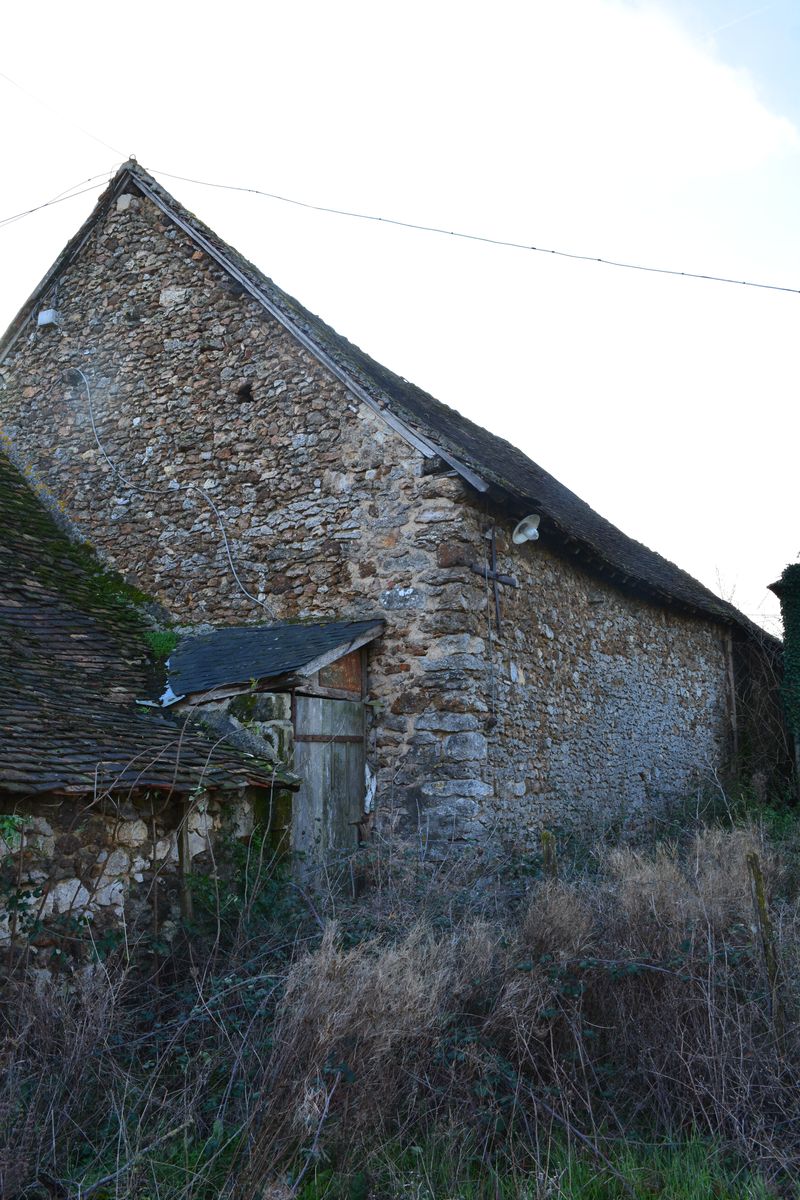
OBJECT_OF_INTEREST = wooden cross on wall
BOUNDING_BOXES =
[470,527,518,632]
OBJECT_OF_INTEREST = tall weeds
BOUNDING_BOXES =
[2,822,799,1197]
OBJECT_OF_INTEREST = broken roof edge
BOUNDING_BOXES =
[1,765,299,799]
[162,618,385,705]
[0,161,777,647]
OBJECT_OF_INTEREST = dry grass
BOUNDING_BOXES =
[2,820,799,1197]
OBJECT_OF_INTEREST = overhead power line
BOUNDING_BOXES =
[1,158,798,299]
[0,68,125,158]
[0,173,113,229]
[150,166,800,297]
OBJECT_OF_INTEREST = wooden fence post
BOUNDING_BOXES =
[178,800,194,923]
[541,829,558,880]
[747,851,783,1045]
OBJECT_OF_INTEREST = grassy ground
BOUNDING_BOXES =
[293,1134,778,1199]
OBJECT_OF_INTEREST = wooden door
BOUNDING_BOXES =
[292,695,365,869]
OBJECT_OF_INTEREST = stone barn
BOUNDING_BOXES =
[0,160,782,862]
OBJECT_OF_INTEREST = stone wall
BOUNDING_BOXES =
[475,519,728,842]
[383,500,730,848]
[0,183,733,850]
[0,789,257,970]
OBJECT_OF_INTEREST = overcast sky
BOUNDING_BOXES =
[1,0,798,634]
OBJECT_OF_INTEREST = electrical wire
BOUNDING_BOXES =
[150,166,800,297]
[70,367,277,621]
[44,170,121,206]
[0,175,113,229]
[0,68,125,158]
[3,158,799,298]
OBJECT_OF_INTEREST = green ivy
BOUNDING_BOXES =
[774,564,800,736]
[0,814,24,850]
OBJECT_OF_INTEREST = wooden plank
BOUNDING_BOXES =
[292,628,383,681]
[296,696,364,739]
[318,648,363,694]
[295,733,363,744]
[291,696,365,870]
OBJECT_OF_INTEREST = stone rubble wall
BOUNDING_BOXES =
[386,499,730,848]
[0,791,255,968]
[0,185,732,852]
[0,186,492,842]
[464,517,729,843]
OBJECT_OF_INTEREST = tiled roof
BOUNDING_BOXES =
[0,161,776,643]
[0,451,293,797]
[3,693,288,796]
[165,619,384,702]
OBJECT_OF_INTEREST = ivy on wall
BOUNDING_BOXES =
[772,564,800,737]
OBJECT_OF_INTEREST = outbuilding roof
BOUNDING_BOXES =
[0,160,775,642]
[0,450,293,797]
[163,620,384,704]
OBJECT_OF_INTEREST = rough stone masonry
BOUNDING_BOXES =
[0,180,738,850]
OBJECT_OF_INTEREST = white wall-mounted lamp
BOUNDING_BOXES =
[512,513,541,544]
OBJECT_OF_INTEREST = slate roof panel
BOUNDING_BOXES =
[2,687,291,796]
[166,619,384,699]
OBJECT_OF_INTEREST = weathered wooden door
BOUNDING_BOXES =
[292,695,365,868]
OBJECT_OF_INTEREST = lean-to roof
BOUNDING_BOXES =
[164,619,384,703]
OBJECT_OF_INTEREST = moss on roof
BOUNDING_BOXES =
[0,451,294,797]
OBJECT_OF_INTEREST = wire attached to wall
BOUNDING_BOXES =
[69,367,278,621]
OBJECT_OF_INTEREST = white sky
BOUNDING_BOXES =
[1,0,798,634]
